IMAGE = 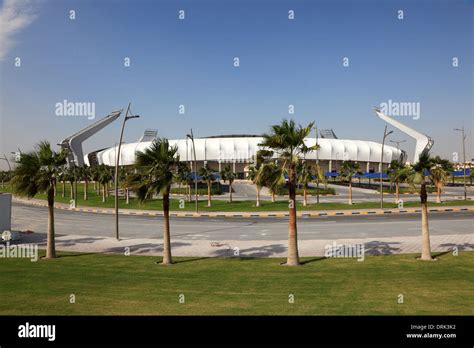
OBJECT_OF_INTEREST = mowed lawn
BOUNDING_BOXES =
[0,251,473,315]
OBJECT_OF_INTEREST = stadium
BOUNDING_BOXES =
[57,108,437,179]
[85,133,405,179]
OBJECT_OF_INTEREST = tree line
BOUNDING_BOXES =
[3,120,468,265]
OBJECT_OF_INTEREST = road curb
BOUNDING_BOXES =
[12,197,474,219]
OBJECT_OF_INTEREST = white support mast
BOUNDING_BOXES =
[374,108,433,163]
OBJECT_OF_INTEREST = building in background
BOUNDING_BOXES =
[86,131,405,178]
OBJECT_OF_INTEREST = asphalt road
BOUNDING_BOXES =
[12,203,474,241]
[176,182,473,203]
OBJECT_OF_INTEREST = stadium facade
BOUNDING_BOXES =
[84,132,405,178]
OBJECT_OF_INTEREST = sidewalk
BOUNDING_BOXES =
[13,197,474,219]
[13,231,474,258]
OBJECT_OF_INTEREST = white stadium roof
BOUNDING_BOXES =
[86,136,404,167]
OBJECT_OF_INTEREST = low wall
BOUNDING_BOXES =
[0,193,12,231]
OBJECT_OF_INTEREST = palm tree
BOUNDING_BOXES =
[260,119,315,266]
[175,162,192,202]
[340,160,361,205]
[405,153,435,261]
[388,160,407,203]
[297,161,314,206]
[430,156,453,203]
[119,166,132,204]
[78,165,91,201]
[0,171,10,188]
[64,166,76,199]
[247,166,262,207]
[199,164,215,207]
[247,150,274,207]
[130,138,179,265]
[57,168,66,198]
[220,164,236,203]
[91,165,100,195]
[261,161,283,203]
[97,165,113,203]
[10,142,68,258]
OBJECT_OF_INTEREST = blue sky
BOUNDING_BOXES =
[0,0,472,169]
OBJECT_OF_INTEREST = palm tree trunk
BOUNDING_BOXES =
[46,186,56,259]
[436,186,441,203]
[303,186,307,206]
[84,180,88,201]
[207,182,211,207]
[162,190,173,265]
[420,182,432,260]
[106,182,109,197]
[102,184,106,203]
[256,186,261,207]
[287,163,300,266]
[70,182,73,199]
[395,179,400,203]
[271,191,275,203]
[62,181,65,198]
[348,178,353,205]
[229,181,233,203]
[126,188,130,204]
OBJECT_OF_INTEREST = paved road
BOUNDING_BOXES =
[178,181,473,203]
[12,203,474,241]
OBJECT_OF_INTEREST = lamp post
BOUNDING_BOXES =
[186,129,198,213]
[380,126,393,209]
[454,127,467,200]
[314,124,320,204]
[186,137,191,202]
[115,104,139,241]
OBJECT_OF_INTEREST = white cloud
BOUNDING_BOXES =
[0,0,41,60]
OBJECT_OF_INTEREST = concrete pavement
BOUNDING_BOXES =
[11,202,474,240]
[13,231,474,258]
[9,200,473,258]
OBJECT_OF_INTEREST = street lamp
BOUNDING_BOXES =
[186,129,199,213]
[454,127,467,200]
[115,103,139,241]
[314,124,320,204]
[380,126,393,209]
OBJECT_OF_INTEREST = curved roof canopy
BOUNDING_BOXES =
[88,137,404,167]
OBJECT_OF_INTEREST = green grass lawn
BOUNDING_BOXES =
[0,251,472,315]
[1,184,473,211]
